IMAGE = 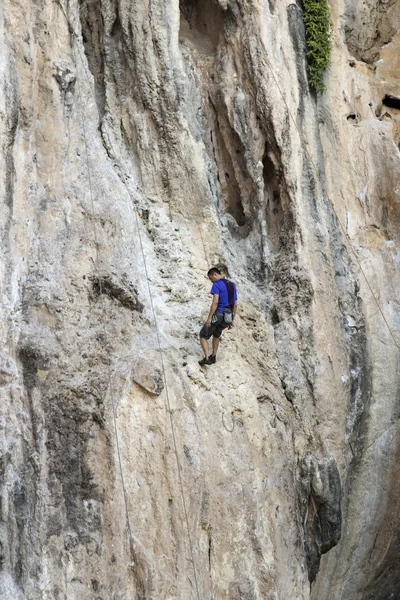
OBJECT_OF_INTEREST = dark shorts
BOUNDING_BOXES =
[200,312,229,340]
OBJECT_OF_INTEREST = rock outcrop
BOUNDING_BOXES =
[0,0,399,598]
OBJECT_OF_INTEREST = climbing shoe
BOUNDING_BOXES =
[198,357,209,366]
[206,355,216,365]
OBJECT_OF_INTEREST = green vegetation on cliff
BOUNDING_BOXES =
[302,0,331,93]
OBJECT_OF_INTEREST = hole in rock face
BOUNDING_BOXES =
[208,114,247,228]
[179,0,224,51]
[382,95,400,110]
[224,164,246,227]
[263,151,283,251]
[270,306,280,325]
[218,139,246,227]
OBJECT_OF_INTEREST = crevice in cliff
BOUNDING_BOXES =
[213,127,246,227]
[262,149,283,252]
[13,480,28,585]
[206,99,248,229]
[78,0,106,119]
[340,289,370,461]
[299,454,342,583]
[287,3,309,102]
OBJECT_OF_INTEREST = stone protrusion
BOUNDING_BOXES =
[131,358,164,397]
[299,454,342,582]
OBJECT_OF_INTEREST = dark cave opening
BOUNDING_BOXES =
[211,126,247,227]
[382,95,400,110]
[179,0,225,51]
[221,143,246,227]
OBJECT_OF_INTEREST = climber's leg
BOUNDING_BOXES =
[200,335,209,359]
[212,336,220,357]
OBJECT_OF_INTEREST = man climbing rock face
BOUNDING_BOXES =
[199,267,238,366]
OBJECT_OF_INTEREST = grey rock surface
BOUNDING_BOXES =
[0,0,400,598]
[299,454,342,583]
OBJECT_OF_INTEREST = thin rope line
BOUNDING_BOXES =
[91,95,203,600]
[125,178,202,600]
[70,29,138,566]
[99,119,202,600]
[64,5,202,596]
[241,1,400,352]
[147,0,210,271]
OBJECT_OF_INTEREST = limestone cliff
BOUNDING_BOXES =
[1,0,400,598]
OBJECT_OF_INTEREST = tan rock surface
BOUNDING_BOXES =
[0,0,399,598]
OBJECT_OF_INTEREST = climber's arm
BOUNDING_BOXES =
[206,294,219,328]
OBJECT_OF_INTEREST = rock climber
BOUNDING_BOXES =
[199,267,238,366]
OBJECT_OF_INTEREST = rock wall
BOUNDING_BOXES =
[0,0,399,598]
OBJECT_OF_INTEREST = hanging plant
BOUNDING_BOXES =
[302,0,331,93]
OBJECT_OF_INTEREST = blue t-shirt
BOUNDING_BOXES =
[210,279,238,313]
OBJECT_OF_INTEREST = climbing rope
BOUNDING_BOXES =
[69,36,139,568]
[56,0,140,571]
[121,176,203,600]
[98,116,203,600]
[58,3,202,597]
[240,1,400,353]
[55,3,399,597]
